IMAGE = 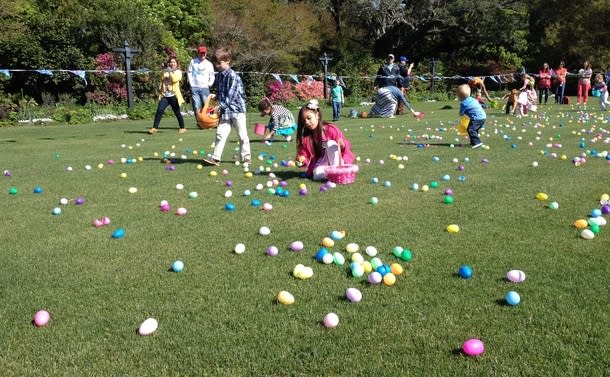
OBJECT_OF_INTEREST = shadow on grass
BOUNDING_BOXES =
[397,142,467,148]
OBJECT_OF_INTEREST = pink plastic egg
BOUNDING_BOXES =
[323,312,339,328]
[33,310,50,327]
[463,338,485,356]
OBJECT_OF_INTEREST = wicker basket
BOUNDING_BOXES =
[325,164,359,185]
[196,94,220,129]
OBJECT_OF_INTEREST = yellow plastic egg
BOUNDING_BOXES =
[209,170,218,177]
[345,243,359,253]
[383,273,396,286]
[362,261,373,273]
[447,224,460,233]
[321,237,335,248]
[277,291,295,305]
[390,263,404,275]
[573,219,588,229]
[536,192,549,201]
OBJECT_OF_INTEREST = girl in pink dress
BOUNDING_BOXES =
[296,99,355,180]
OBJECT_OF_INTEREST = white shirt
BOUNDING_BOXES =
[187,58,215,88]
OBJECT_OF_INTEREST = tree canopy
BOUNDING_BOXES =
[0,0,607,102]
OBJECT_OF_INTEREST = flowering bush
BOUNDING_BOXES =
[295,80,324,100]
[267,81,296,104]
[95,52,117,71]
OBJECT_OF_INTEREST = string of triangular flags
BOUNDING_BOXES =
[0,68,582,88]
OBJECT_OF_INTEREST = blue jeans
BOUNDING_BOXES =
[332,101,342,121]
[153,96,185,129]
[554,83,565,104]
[191,87,210,114]
[468,119,485,146]
[386,85,413,110]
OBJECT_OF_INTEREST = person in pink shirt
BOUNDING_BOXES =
[537,62,552,104]
[295,99,355,180]
[577,60,593,105]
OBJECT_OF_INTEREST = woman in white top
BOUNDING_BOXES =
[577,60,593,105]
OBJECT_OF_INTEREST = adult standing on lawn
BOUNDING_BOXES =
[187,45,215,116]
[576,60,593,105]
[148,57,186,135]
[537,62,552,105]
[554,61,568,104]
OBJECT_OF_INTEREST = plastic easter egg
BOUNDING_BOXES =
[411,183,419,191]
[321,237,335,248]
[458,265,473,279]
[322,253,334,265]
[362,261,373,273]
[443,195,454,204]
[370,177,379,184]
[383,272,396,286]
[323,313,340,329]
[370,257,382,270]
[333,252,345,265]
[52,207,62,216]
[506,270,526,283]
[590,208,602,218]
[262,202,273,211]
[74,196,86,205]
[345,288,362,303]
[589,216,606,226]
[277,291,295,305]
[315,247,329,262]
[171,260,184,272]
[447,224,460,233]
[535,192,548,201]
[401,249,413,262]
[234,243,246,254]
[160,203,170,212]
[176,207,187,216]
[93,218,104,227]
[368,271,382,284]
[351,263,364,278]
[224,202,236,212]
[299,266,314,279]
[532,161,539,167]
[290,241,304,252]
[573,219,588,229]
[33,310,50,327]
[580,229,595,240]
[421,185,429,192]
[209,171,217,177]
[390,263,404,275]
[351,252,364,263]
[365,246,378,257]
[330,230,345,241]
[259,226,271,236]
[505,291,521,306]
[59,197,69,205]
[120,172,127,178]
[128,187,138,194]
[112,227,125,239]
[462,339,484,356]
[392,246,403,257]
[266,246,279,257]
[33,186,43,194]
[548,201,559,210]
[188,191,198,199]
[138,318,158,336]
[369,196,379,205]
[345,243,359,253]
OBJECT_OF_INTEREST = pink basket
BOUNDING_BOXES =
[325,164,359,185]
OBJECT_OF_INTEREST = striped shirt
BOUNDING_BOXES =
[216,67,246,120]
[269,105,296,131]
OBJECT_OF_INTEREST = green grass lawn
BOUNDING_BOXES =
[1,102,608,376]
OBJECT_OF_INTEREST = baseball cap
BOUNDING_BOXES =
[197,46,207,54]
[399,56,408,62]
[388,54,395,59]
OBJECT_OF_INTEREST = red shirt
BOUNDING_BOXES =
[538,69,552,88]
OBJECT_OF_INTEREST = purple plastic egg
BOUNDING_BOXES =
[75,196,86,205]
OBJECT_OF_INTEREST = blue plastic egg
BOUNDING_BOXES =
[505,291,521,306]
[458,265,472,279]
[171,260,184,272]
[112,228,125,239]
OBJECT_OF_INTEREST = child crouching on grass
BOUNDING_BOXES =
[295,99,355,180]
[258,97,297,142]
[457,84,486,149]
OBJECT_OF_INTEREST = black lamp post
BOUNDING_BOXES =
[318,52,333,100]
[113,41,141,110]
